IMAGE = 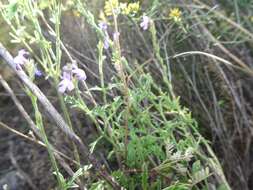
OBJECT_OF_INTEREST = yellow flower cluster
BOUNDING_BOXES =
[104,0,140,16]
[104,0,119,16]
[169,8,182,23]
[121,2,140,15]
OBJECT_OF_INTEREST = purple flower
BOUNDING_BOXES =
[72,64,87,80]
[99,22,111,49]
[35,67,43,77]
[58,78,75,93]
[58,64,74,93]
[140,15,150,30]
[99,22,108,31]
[14,49,29,70]
[58,62,86,93]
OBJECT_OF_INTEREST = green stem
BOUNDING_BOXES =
[52,0,82,174]
[111,5,130,159]
[29,92,64,189]
[57,87,81,165]
[98,41,107,104]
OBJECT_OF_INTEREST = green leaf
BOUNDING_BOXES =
[192,160,201,173]
[192,167,211,186]
[66,165,92,188]
[53,171,67,189]
[90,180,112,190]
[89,136,103,153]
[218,183,229,190]
[141,163,149,190]
[107,150,115,160]
[162,182,190,190]
[5,1,18,20]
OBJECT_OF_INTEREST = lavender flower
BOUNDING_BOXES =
[58,78,75,93]
[99,22,110,49]
[104,36,110,49]
[140,15,150,31]
[35,67,43,77]
[58,63,86,93]
[58,64,74,93]
[14,49,29,70]
[98,22,108,31]
[72,64,87,80]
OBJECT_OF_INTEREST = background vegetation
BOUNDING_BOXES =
[0,0,253,189]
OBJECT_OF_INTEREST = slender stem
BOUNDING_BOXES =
[51,0,83,178]
[81,81,97,106]
[56,83,82,175]
[150,21,175,99]
[98,41,107,104]
[111,1,130,158]
[29,91,64,189]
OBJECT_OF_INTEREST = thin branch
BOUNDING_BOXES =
[0,121,79,166]
[0,73,41,136]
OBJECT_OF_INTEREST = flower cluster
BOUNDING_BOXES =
[58,63,86,93]
[104,0,140,16]
[14,49,42,77]
[104,0,119,16]
[121,2,140,16]
[169,8,182,23]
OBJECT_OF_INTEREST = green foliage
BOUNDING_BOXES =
[4,1,18,20]
[53,165,92,190]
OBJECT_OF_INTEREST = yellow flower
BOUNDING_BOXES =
[169,8,182,22]
[120,2,140,16]
[127,2,140,15]
[120,3,130,15]
[73,10,81,17]
[104,0,119,16]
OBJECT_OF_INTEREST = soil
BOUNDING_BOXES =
[0,78,55,190]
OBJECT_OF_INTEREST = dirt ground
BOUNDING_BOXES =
[0,78,56,190]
